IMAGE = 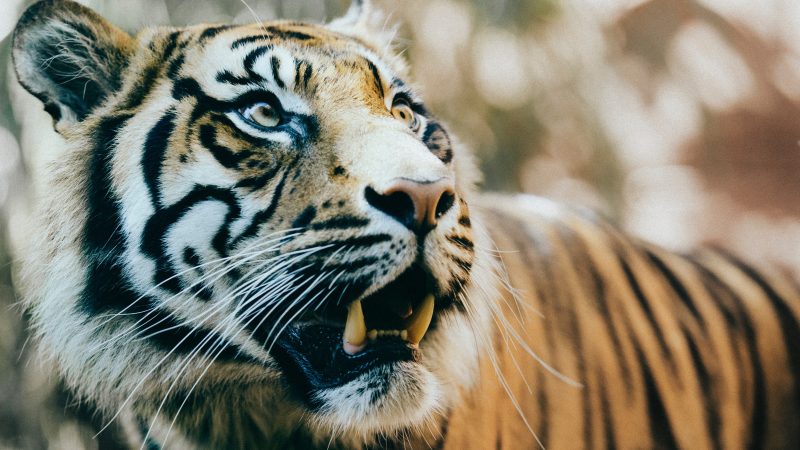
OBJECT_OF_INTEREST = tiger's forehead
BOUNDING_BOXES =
[165,21,398,108]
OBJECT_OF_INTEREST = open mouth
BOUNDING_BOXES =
[342,268,435,355]
[271,265,438,397]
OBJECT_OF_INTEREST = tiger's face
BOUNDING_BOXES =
[13,0,488,443]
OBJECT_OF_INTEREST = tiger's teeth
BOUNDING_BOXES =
[405,294,435,345]
[343,300,366,355]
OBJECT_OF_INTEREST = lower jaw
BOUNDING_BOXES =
[271,322,420,402]
[302,362,443,438]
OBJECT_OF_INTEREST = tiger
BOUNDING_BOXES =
[10,0,800,448]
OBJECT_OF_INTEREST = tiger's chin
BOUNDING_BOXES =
[305,361,442,438]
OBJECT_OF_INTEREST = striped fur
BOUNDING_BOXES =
[11,1,800,449]
[443,196,800,450]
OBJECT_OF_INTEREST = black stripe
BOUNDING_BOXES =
[231,27,315,50]
[365,59,384,98]
[80,114,138,313]
[421,121,453,164]
[271,55,285,89]
[198,124,252,169]
[142,110,176,208]
[636,344,679,449]
[291,205,316,228]
[235,165,282,191]
[641,250,721,447]
[265,26,315,41]
[137,306,243,360]
[172,78,235,125]
[446,253,473,271]
[243,46,272,80]
[183,247,201,267]
[685,327,722,450]
[447,235,473,251]
[182,248,213,301]
[558,223,634,391]
[160,31,180,59]
[310,216,369,231]
[198,25,234,42]
[167,53,185,79]
[551,227,592,447]
[173,77,204,101]
[121,64,160,110]
[140,185,241,291]
[598,371,617,450]
[434,271,464,310]
[294,59,304,88]
[646,251,704,323]
[229,168,292,248]
[120,32,182,110]
[293,234,393,254]
[302,64,313,89]
[691,259,767,449]
[618,254,680,380]
[215,70,252,85]
[308,256,379,273]
[722,253,800,425]
[231,35,270,49]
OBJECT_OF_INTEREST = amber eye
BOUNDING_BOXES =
[391,100,421,132]
[239,102,282,128]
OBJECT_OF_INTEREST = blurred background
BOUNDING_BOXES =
[1,0,799,447]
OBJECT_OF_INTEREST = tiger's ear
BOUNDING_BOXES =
[12,0,135,132]
[328,0,396,51]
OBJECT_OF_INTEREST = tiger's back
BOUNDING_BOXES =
[445,195,800,450]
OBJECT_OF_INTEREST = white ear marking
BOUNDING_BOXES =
[327,0,398,52]
[328,0,371,29]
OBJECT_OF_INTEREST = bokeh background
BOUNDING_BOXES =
[1,0,799,448]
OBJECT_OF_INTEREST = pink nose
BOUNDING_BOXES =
[364,178,456,234]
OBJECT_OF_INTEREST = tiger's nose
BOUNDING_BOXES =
[365,178,456,235]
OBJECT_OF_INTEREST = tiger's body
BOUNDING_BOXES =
[10,0,800,449]
[453,197,800,450]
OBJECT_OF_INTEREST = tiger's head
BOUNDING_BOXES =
[13,0,496,446]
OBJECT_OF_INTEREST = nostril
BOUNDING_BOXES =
[364,186,416,228]
[435,190,455,220]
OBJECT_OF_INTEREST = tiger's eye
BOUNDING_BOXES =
[391,102,420,132]
[241,102,281,128]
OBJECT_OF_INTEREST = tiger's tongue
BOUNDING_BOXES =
[342,294,434,355]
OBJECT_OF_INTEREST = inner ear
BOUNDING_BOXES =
[12,0,135,131]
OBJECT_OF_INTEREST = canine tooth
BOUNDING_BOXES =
[343,300,366,354]
[405,294,435,345]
